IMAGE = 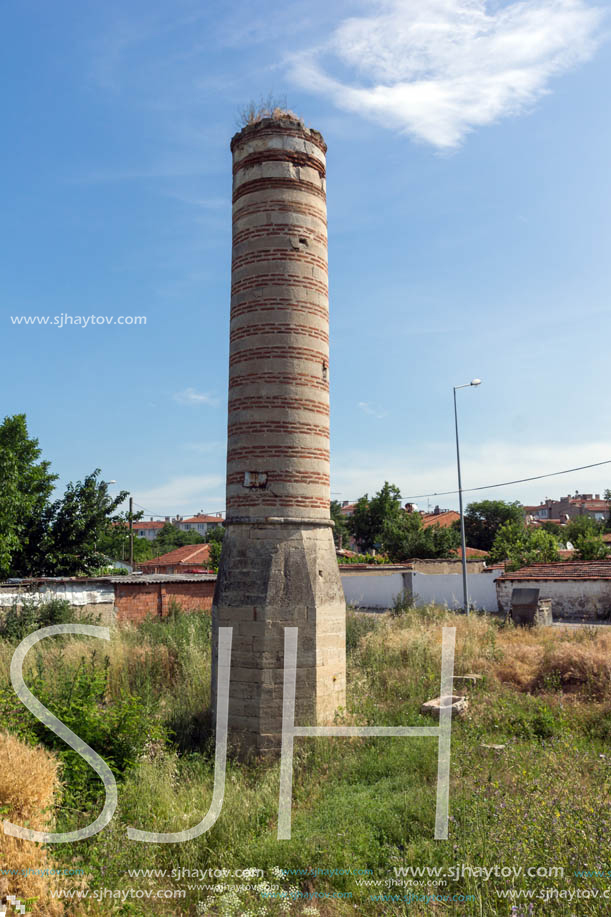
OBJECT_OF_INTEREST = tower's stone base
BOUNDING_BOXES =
[211,521,346,755]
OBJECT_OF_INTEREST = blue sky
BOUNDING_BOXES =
[2,0,610,517]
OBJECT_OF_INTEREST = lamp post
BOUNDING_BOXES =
[453,379,481,614]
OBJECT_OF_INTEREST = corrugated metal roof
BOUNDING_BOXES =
[1,574,217,587]
[112,574,217,584]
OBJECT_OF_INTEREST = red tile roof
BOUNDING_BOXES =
[422,510,460,529]
[181,515,224,524]
[453,546,489,559]
[139,544,211,566]
[133,521,165,530]
[498,560,611,581]
[339,503,357,516]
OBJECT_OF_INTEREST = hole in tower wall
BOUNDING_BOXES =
[322,361,328,382]
[243,471,268,489]
[298,237,308,246]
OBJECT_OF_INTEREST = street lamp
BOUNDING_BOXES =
[453,379,482,614]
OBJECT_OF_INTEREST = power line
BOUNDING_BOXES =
[400,459,611,501]
[132,501,225,519]
[131,457,611,515]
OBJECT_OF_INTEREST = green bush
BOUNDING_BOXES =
[0,647,163,811]
[346,608,380,653]
[0,598,87,642]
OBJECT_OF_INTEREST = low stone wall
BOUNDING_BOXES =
[0,581,116,625]
[0,576,216,627]
[340,566,500,611]
[496,578,611,621]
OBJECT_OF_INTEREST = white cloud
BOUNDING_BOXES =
[331,440,611,508]
[288,0,604,148]
[173,387,219,406]
[358,401,388,419]
[134,474,225,514]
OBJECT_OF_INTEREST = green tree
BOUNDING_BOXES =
[37,471,129,576]
[564,515,603,545]
[540,521,563,539]
[97,516,154,564]
[330,500,350,549]
[490,521,560,571]
[380,512,461,561]
[462,500,524,552]
[604,489,611,531]
[150,523,205,556]
[0,414,58,577]
[348,482,402,553]
[207,525,225,571]
[573,532,609,561]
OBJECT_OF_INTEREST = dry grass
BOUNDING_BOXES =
[0,732,64,914]
[488,625,611,698]
[362,608,611,700]
[238,94,303,129]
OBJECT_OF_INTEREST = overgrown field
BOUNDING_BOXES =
[0,600,609,916]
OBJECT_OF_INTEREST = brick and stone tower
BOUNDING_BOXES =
[211,113,346,755]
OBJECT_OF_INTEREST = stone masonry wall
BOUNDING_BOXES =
[496,578,611,621]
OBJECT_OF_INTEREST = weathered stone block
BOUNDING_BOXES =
[420,695,468,719]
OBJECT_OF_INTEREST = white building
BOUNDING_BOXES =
[176,513,224,537]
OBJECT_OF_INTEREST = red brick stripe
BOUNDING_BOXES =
[230,323,329,344]
[229,345,327,366]
[227,470,330,485]
[233,225,327,247]
[227,445,329,461]
[232,177,325,204]
[226,494,330,509]
[232,200,327,226]
[231,274,328,297]
[233,149,325,178]
[231,125,327,155]
[228,420,329,439]
[228,395,329,415]
[232,249,327,273]
[228,372,328,392]
[231,300,328,322]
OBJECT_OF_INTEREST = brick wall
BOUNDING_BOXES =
[114,581,215,625]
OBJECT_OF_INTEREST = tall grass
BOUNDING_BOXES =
[0,602,610,914]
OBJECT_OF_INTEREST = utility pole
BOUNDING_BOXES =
[453,379,482,614]
[129,496,134,568]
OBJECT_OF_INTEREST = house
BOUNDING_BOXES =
[496,560,611,621]
[136,544,212,575]
[176,514,225,537]
[525,494,610,523]
[453,546,489,559]
[421,509,460,528]
[338,501,357,517]
[132,520,167,541]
